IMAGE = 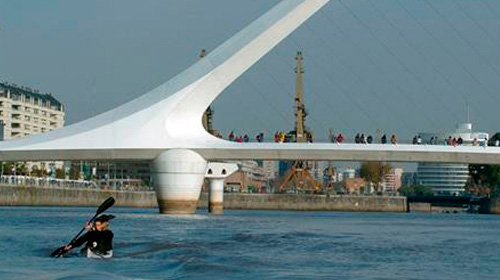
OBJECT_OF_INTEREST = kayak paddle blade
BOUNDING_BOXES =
[96,197,115,216]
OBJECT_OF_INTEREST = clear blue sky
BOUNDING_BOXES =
[1,0,500,142]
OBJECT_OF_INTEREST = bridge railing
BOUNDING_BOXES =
[0,175,98,189]
[0,175,153,191]
[219,135,492,147]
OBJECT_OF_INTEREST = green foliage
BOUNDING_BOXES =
[17,163,28,175]
[360,162,392,193]
[31,166,43,177]
[247,185,257,193]
[399,184,433,197]
[469,164,500,197]
[68,166,81,180]
[488,132,500,146]
[2,162,28,175]
[55,168,66,179]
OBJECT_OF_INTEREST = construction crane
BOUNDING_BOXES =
[278,51,320,194]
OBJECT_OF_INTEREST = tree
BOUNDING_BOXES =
[488,132,500,146]
[399,185,433,197]
[17,163,28,175]
[469,164,500,197]
[2,162,29,175]
[55,168,66,179]
[1,162,15,175]
[31,165,48,177]
[360,162,392,194]
[68,166,81,180]
[246,185,257,193]
[31,166,43,177]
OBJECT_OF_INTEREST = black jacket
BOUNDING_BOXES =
[72,230,114,254]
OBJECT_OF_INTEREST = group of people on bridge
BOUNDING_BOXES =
[345,133,398,145]
[221,130,500,147]
[273,131,313,143]
[227,131,265,143]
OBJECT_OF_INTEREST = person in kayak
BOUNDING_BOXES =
[64,214,115,258]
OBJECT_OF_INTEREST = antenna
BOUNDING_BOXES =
[466,100,470,123]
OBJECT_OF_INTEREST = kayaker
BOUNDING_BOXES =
[63,214,115,258]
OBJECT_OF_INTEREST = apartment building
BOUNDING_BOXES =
[0,81,65,139]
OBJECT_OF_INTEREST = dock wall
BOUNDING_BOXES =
[204,193,407,212]
[0,185,156,208]
[0,185,407,212]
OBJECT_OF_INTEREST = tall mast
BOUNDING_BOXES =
[295,51,306,143]
[278,51,318,194]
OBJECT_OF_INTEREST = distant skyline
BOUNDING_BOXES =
[1,0,500,142]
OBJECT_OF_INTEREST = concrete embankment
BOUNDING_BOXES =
[0,185,407,212]
[0,185,157,208]
[203,193,407,212]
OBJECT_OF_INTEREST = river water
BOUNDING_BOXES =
[1,207,499,280]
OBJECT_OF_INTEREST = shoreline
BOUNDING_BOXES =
[2,184,498,213]
[0,184,406,212]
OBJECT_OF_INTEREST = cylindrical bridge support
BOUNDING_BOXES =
[208,178,225,214]
[152,149,207,214]
[205,162,239,215]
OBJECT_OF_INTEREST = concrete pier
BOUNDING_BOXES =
[208,178,224,214]
[152,149,207,214]
[205,162,238,214]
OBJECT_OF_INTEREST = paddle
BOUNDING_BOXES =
[51,197,115,257]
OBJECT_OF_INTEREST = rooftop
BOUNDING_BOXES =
[0,81,64,111]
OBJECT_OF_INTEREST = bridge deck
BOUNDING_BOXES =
[1,142,499,164]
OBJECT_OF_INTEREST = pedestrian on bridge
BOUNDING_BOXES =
[390,134,397,145]
[336,133,344,143]
[381,134,387,144]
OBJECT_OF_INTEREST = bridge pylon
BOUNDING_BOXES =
[152,149,207,214]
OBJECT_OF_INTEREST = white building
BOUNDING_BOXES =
[262,160,279,181]
[239,160,265,184]
[417,163,469,196]
[310,161,329,181]
[417,123,487,196]
[0,82,65,139]
[0,82,65,174]
[334,171,343,183]
[342,168,356,180]
[382,168,403,194]
[225,160,266,192]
